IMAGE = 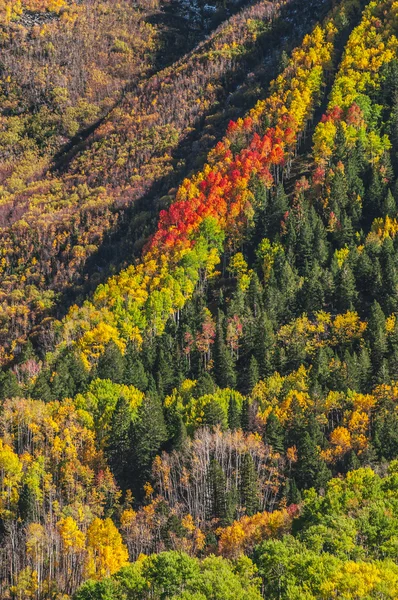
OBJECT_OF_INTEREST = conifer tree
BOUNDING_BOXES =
[228,396,241,431]
[31,370,52,402]
[131,394,168,494]
[214,311,236,389]
[203,400,226,429]
[367,301,387,376]
[240,453,259,516]
[0,371,22,401]
[382,189,397,217]
[209,459,227,523]
[106,396,132,488]
[264,413,284,454]
[123,342,148,391]
[247,356,260,394]
[96,341,125,383]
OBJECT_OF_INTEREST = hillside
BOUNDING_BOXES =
[1,0,398,598]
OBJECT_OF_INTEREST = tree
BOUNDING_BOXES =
[85,518,129,580]
[165,406,187,452]
[106,396,132,489]
[124,342,148,391]
[246,356,260,394]
[241,453,259,516]
[382,189,396,217]
[214,312,236,389]
[203,400,226,429]
[31,370,52,402]
[228,396,241,431]
[367,301,387,376]
[293,430,331,492]
[0,371,22,401]
[209,459,227,523]
[264,413,284,454]
[131,394,168,494]
[96,341,125,383]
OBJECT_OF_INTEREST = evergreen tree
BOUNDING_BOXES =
[123,342,149,391]
[0,371,22,401]
[106,396,132,488]
[96,340,125,383]
[367,301,387,376]
[241,398,256,433]
[264,413,284,453]
[51,359,76,400]
[214,312,236,389]
[165,406,187,452]
[131,394,168,494]
[240,453,259,516]
[364,168,385,225]
[293,429,331,492]
[227,396,241,431]
[18,484,36,523]
[67,350,89,395]
[382,189,397,217]
[267,183,289,236]
[155,342,175,396]
[31,370,52,402]
[193,373,216,397]
[225,487,238,526]
[209,459,227,523]
[203,400,226,429]
[247,355,260,394]
[358,346,372,392]
[335,262,357,312]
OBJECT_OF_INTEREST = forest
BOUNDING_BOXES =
[1,0,398,598]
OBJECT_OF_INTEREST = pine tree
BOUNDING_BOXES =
[51,359,76,400]
[209,459,227,523]
[254,314,274,378]
[96,341,125,383]
[0,371,22,401]
[240,453,259,516]
[31,370,52,402]
[18,484,36,523]
[165,406,187,451]
[193,373,216,397]
[228,396,241,431]
[123,342,149,391]
[267,183,288,236]
[241,398,254,432]
[203,400,226,429]
[106,396,132,489]
[382,189,397,217]
[214,311,236,389]
[247,272,263,318]
[247,355,260,394]
[293,429,330,492]
[225,487,238,526]
[155,342,175,396]
[264,413,284,453]
[367,301,387,376]
[335,263,357,312]
[364,168,385,225]
[358,346,372,393]
[131,394,168,495]
[67,350,89,395]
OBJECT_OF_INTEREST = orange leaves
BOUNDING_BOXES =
[56,0,353,362]
[217,509,292,558]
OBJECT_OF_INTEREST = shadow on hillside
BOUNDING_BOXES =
[36,0,336,338]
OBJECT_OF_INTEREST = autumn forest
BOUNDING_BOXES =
[1,0,398,598]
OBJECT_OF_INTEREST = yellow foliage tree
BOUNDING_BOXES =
[85,517,129,580]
